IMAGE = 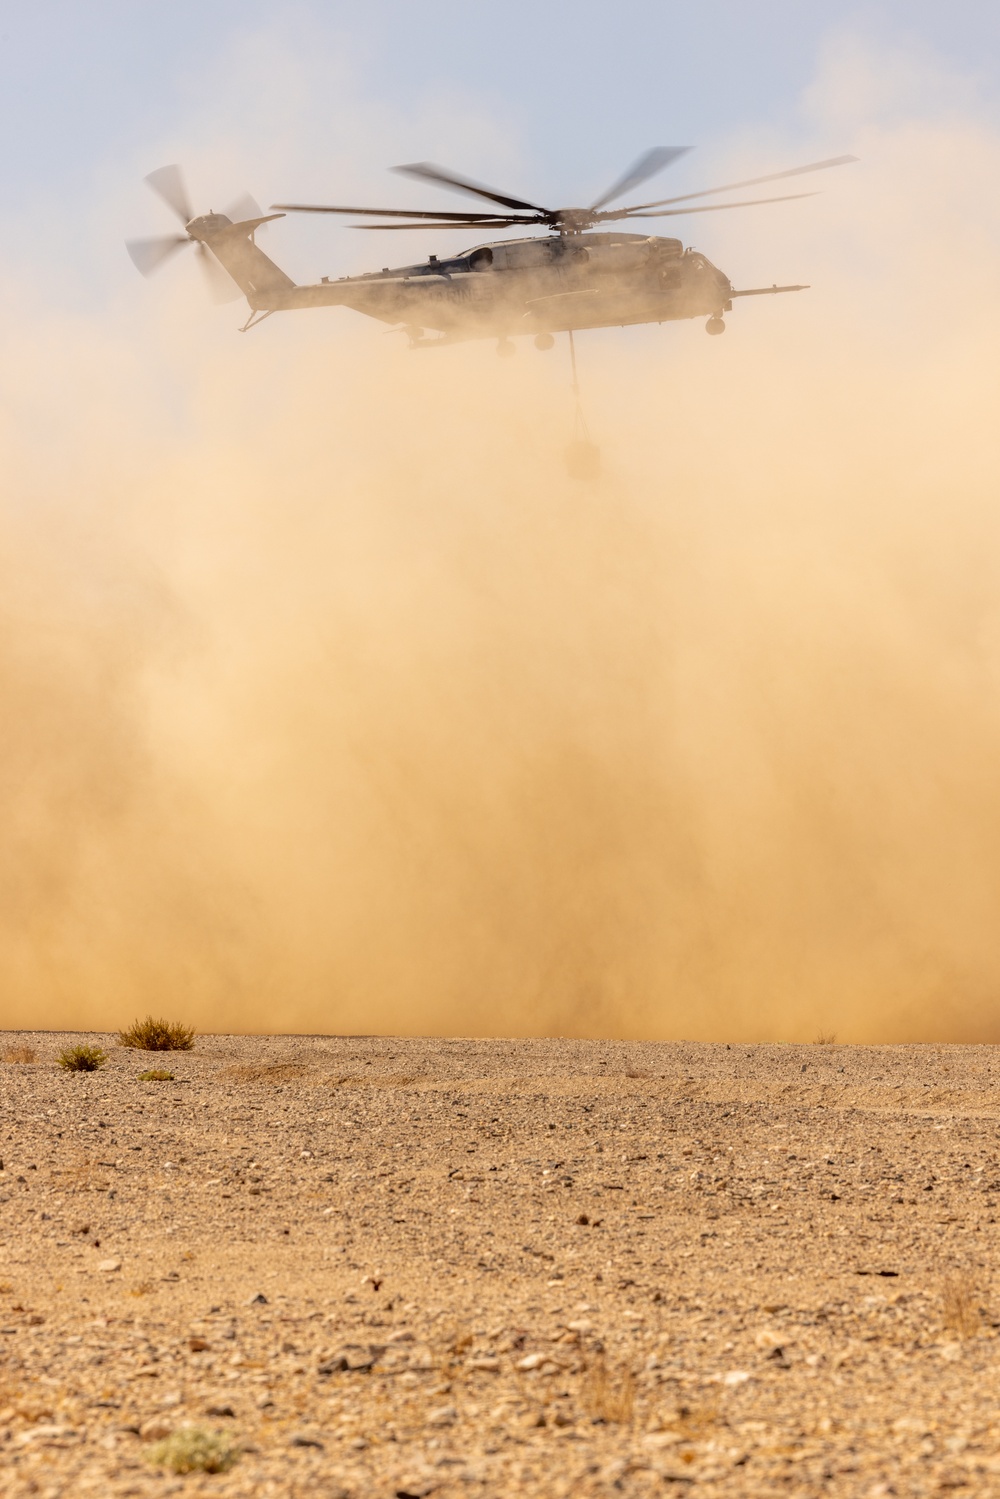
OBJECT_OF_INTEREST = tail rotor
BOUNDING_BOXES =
[126,164,259,304]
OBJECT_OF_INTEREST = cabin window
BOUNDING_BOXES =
[503,240,557,269]
[469,247,494,271]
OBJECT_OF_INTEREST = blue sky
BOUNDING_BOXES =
[3,3,1000,193]
[3,2,999,276]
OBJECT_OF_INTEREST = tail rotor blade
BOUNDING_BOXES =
[144,164,194,225]
[224,191,263,225]
[195,242,243,304]
[126,234,189,277]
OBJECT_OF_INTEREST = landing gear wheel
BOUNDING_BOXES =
[497,339,516,357]
[534,332,555,351]
[705,316,726,336]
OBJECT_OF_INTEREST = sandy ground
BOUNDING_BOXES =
[2,1033,1000,1497]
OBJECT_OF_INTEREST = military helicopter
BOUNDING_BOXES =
[126,148,856,353]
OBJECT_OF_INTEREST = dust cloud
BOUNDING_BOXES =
[4,71,1000,1043]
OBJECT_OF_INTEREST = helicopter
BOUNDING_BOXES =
[126,148,857,353]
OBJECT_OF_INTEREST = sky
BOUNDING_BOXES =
[3,0,1000,301]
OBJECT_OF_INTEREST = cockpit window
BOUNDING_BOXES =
[469,247,494,271]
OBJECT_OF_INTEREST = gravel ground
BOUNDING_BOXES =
[3,1032,1000,1497]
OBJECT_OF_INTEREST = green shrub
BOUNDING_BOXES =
[118,1016,194,1051]
[138,1068,174,1082]
[145,1426,238,1474]
[57,1045,106,1073]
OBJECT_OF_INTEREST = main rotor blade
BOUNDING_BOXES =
[196,242,243,304]
[392,161,547,215]
[126,234,189,276]
[224,191,263,225]
[351,219,531,230]
[615,191,817,219]
[624,153,857,212]
[589,146,690,210]
[272,201,532,221]
[144,164,194,225]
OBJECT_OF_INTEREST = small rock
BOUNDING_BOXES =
[290,1433,325,1448]
[247,1292,268,1305]
[467,1356,500,1372]
[139,1418,172,1440]
[427,1404,458,1427]
[515,1353,546,1371]
[98,1258,122,1274]
[15,1424,78,1445]
[188,1336,210,1352]
[205,1403,235,1418]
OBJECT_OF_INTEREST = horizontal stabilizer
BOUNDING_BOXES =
[211,213,286,239]
[730,284,809,297]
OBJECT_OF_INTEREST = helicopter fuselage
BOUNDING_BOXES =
[241,230,734,344]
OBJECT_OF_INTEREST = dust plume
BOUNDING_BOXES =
[4,46,1000,1042]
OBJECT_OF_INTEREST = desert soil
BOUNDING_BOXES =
[2,1033,1000,1498]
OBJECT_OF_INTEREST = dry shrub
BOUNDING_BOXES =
[216,1063,309,1083]
[57,1044,106,1072]
[139,1069,175,1082]
[145,1426,238,1474]
[581,1354,636,1425]
[941,1273,981,1339]
[118,1017,194,1051]
[3,1045,37,1064]
[814,1032,838,1045]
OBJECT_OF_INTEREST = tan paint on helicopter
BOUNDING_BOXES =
[197,218,776,342]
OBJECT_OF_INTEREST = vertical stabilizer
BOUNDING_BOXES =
[198,215,295,300]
